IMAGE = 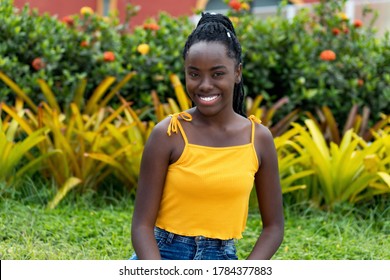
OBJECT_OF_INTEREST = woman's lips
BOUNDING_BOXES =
[197,94,221,105]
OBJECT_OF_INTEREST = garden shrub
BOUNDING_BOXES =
[0,0,193,109]
[232,0,390,125]
[0,0,125,105]
[119,13,193,109]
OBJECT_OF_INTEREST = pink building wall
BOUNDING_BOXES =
[13,0,198,27]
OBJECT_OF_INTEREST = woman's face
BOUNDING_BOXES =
[184,41,242,117]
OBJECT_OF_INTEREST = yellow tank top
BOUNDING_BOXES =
[155,112,261,240]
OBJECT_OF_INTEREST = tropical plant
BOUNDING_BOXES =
[150,73,192,122]
[0,71,148,208]
[305,105,390,144]
[0,100,53,184]
[274,126,314,194]
[246,95,300,136]
[289,119,390,208]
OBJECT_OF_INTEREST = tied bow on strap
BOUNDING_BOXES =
[248,115,262,124]
[167,112,193,136]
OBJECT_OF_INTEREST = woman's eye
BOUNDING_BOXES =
[189,72,199,78]
[213,72,224,78]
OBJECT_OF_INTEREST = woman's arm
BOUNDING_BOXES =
[131,119,174,259]
[247,124,284,260]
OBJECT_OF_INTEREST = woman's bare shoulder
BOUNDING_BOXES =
[252,122,276,166]
[254,122,273,141]
[146,115,186,147]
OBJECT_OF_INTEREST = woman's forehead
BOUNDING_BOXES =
[186,41,231,61]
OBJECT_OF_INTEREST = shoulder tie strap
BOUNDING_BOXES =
[167,112,193,136]
[248,115,262,143]
[248,115,262,125]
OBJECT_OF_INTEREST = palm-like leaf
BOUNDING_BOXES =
[290,119,390,208]
[0,104,49,183]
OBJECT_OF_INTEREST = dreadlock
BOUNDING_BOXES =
[183,13,246,117]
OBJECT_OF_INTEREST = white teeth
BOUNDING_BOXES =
[199,95,218,102]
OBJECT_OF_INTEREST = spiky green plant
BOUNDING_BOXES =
[290,119,390,208]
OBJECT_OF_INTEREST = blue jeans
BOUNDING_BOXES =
[130,227,238,260]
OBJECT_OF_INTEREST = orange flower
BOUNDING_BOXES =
[61,16,74,27]
[149,23,160,31]
[319,50,336,61]
[80,7,94,15]
[357,79,364,87]
[103,51,115,62]
[80,41,89,47]
[229,0,241,11]
[143,22,160,31]
[32,57,45,70]
[354,19,363,28]
[137,44,150,55]
[343,27,349,34]
[332,28,340,35]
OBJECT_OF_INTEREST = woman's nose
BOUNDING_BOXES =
[199,76,213,92]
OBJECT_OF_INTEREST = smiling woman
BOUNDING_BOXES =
[184,41,240,117]
[130,12,284,260]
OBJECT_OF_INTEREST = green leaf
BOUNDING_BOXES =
[47,177,82,209]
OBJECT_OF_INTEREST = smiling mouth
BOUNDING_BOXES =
[198,94,220,102]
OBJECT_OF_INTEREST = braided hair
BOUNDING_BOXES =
[183,13,246,117]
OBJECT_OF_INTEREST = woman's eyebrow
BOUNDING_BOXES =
[186,65,227,71]
[210,65,227,71]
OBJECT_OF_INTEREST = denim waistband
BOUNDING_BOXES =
[154,227,235,246]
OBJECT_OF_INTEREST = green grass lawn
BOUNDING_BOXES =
[244,205,390,260]
[1,182,389,260]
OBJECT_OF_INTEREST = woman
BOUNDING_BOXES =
[131,12,284,260]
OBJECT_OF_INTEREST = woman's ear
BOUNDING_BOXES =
[235,63,242,84]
